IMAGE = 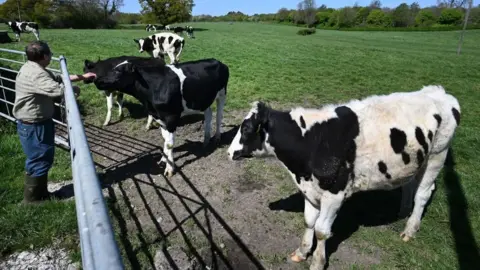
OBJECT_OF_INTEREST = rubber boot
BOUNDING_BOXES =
[22,173,50,204]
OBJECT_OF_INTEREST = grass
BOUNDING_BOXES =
[0,22,479,268]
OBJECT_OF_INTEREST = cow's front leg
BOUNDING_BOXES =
[160,127,175,178]
[116,92,124,120]
[104,91,114,126]
[310,192,344,270]
[290,198,319,263]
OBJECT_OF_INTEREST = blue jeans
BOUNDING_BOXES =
[17,119,55,177]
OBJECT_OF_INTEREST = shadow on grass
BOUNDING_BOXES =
[53,122,264,269]
[443,148,480,270]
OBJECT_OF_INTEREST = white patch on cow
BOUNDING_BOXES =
[114,60,129,69]
[289,106,338,136]
[165,64,201,115]
[227,102,259,160]
[138,39,145,52]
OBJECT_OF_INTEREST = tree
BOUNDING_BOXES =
[303,0,317,26]
[438,8,464,24]
[437,0,466,8]
[139,0,194,25]
[392,3,410,27]
[356,7,371,25]
[369,0,382,9]
[367,9,386,25]
[99,0,124,20]
[277,8,290,22]
[415,9,437,26]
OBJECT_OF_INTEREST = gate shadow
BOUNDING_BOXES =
[55,122,264,269]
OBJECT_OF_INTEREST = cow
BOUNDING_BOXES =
[5,21,40,41]
[133,32,185,64]
[227,85,461,270]
[184,25,195,38]
[145,24,156,32]
[83,56,158,127]
[84,56,229,178]
[173,26,185,35]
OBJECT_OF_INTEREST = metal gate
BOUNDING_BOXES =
[0,48,124,270]
[0,48,69,148]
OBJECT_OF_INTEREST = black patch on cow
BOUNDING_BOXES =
[415,127,428,154]
[390,128,407,154]
[401,152,410,165]
[378,161,387,174]
[428,130,433,142]
[378,161,392,179]
[434,114,442,127]
[168,36,173,44]
[299,116,306,128]
[417,149,424,168]
[158,36,166,51]
[452,108,460,125]
[152,37,157,44]
[267,105,359,194]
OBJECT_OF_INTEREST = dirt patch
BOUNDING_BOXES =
[56,108,386,269]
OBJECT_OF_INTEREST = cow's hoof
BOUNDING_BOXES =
[164,169,174,178]
[289,251,306,263]
[400,232,411,242]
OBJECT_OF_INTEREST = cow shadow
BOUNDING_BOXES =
[443,148,480,270]
[269,185,405,267]
[192,28,209,32]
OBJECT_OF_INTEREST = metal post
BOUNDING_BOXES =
[58,55,124,270]
[457,0,473,55]
[17,0,21,21]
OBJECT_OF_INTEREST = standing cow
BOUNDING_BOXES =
[134,32,185,64]
[6,21,40,41]
[227,85,461,270]
[84,56,229,178]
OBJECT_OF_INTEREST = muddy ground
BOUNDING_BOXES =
[50,103,407,270]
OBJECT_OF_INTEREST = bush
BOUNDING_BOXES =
[438,8,463,25]
[416,10,437,26]
[297,28,316,35]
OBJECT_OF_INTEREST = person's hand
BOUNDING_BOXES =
[82,72,96,80]
[73,85,81,97]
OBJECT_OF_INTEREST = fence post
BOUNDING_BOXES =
[58,55,124,270]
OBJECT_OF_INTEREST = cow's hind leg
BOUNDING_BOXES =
[290,198,319,263]
[103,91,113,126]
[214,88,226,144]
[116,92,124,120]
[33,30,39,40]
[146,115,154,130]
[310,192,344,270]
[400,150,448,242]
[203,107,212,147]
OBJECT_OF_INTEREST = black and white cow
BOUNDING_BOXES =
[184,25,195,38]
[84,56,229,178]
[83,56,159,127]
[227,85,461,270]
[146,24,164,32]
[6,21,40,41]
[133,32,185,64]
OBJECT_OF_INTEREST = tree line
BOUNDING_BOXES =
[0,0,194,29]
[193,1,480,30]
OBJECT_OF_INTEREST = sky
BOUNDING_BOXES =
[122,0,443,16]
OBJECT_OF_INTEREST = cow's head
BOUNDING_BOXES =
[83,58,138,91]
[134,37,154,53]
[227,101,273,161]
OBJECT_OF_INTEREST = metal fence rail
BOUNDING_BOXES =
[0,48,124,270]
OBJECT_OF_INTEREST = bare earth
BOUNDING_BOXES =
[49,104,393,270]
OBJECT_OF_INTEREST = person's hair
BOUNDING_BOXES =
[25,41,51,62]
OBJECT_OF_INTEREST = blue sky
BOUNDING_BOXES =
[122,0,442,16]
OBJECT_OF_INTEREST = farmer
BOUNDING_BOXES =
[13,40,96,204]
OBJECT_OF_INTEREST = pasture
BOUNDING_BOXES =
[1,22,479,269]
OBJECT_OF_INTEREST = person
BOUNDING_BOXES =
[13,40,96,204]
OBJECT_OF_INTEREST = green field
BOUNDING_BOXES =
[1,22,479,269]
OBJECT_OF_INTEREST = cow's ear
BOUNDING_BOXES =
[84,59,95,69]
[133,38,139,43]
[256,101,268,124]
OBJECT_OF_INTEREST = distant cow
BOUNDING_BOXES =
[173,26,185,35]
[84,56,229,178]
[133,32,185,64]
[83,56,159,127]
[227,86,461,270]
[146,24,164,32]
[6,21,40,41]
[184,25,195,38]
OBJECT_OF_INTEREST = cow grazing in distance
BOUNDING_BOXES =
[6,21,40,41]
[146,24,164,32]
[133,32,185,64]
[227,85,461,270]
[173,26,185,35]
[83,56,160,127]
[84,56,230,178]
